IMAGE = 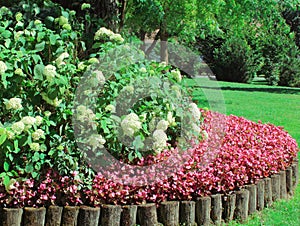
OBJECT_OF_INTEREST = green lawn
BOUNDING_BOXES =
[186,78,300,226]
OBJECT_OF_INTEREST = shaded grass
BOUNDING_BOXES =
[185,78,300,226]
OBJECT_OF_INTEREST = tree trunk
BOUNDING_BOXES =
[121,205,137,226]
[271,174,281,202]
[23,207,46,226]
[210,194,222,225]
[234,189,249,222]
[157,201,179,226]
[264,177,273,207]
[279,171,287,199]
[61,206,79,226]
[195,196,211,226]
[77,206,100,226]
[1,208,23,226]
[222,193,236,223]
[136,203,158,226]
[100,204,122,226]
[179,201,196,226]
[245,184,257,215]
[256,180,265,211]
[160,21,169,64]
[286,167,293,197]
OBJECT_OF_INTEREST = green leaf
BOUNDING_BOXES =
[32,54,42,64]
[35,41,45,52]
[3,161,9,172]
[1,30,11,39]
[49,34,58,45]
[34,64,44,80]
[32,152,40,162]
[25,163,34,173]
[0,133,7,146]
[3,175,10,187]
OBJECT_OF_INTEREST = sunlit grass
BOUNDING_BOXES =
[186,78,300,226]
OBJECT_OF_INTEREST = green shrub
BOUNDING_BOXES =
[210,36,258,83]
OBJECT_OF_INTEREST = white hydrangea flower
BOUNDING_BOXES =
[29,142,40,151]
[90,70,105,87]
[170,69,182,82]
[21,116,36,126]
[124,85,134,94]
[189,103,201,121]
[15,12,23,21]
[14,68,23,75]
[4,98,22,110]
[34,19,42,25]
[32,129,45,141]
[167,112,176,126]
[171,85,181,97]
[191,123,200,134]
[156,120,169,131]
[35,116,43,126]
[43,65,57,82]
[94,27,114,40]
[139,67,147,73]
[0,61,8,75]
[152,129,168,151]
[88,134,106,148]
[110,33,124,43]
[11,121,25,135]
[121,113,141,137]
[6,130,15,140]
[105,104,116,113]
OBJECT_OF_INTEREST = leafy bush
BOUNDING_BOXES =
[211,36,258,83]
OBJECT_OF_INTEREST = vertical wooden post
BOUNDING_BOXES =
[279,171,287,199]
[136,203,158,226]
[271,174,280,202]
[45,206,63,226]
[100,204,121,226]
[77,206,100,226]
[245,184,257,215]
[292,160,299,189]
[195,196,211,226]
[210,194,222,225]
[23,207,46,226]
[222,193,236,223]
[179,201,196,226]
[61,206,79,226]
[286,167,293,197]
[157,201,179,226]
[234,189,249,222]
[264,177,273,207]
[256,180,265,211]
[121,205,137,226]
[1,208,23,226]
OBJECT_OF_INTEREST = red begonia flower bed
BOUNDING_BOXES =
[0,110,298,207]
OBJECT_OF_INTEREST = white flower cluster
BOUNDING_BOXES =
[22,116,36,130]
[94,27,124,43]
[189,103,201,121]
[32,129,45,141]
[11,121,25,135]
[167,111,176,126]
[170,69,182,82]
[121,113,141,137]
[76,105,96,123]
[90,70,105,87]
[4,97,22,110]
[152,129,168,152]
[43,65,57,82]
[87,134,106,149]
[156,119,169,131]
[105,104,116,113]
[29,142,40,151]
[0,61,7,75]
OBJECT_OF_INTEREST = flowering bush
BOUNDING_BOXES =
[0,110,298,207]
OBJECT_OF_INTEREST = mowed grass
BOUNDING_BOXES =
[185,78,300,226]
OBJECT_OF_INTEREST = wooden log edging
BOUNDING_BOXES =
[0,163,298,226]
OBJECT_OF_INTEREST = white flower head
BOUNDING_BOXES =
[139,67,147,73]
[90,70,105,87]
[43,64,57,82]
[156,120,169,131]
[0,61,8,75]
[56,52,69,67]
[35,116,43,126]
[88,134,106,148]
[189,103,201,121]
[11,121,25,135]
[167,111,176,126]
[21,116,36,126]
[170,69,182,82]
[14,68,23,75]
[32,129,45,141]
[121,113,141,137]
[5,98,22,110]
[152,129,168,151]
[124,85,134,94]
[94,27,114,40]
[110,33,124,43]
[29,142,40,151]
[105,104,116,113]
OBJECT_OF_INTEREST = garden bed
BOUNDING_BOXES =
[0,160,298,225]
